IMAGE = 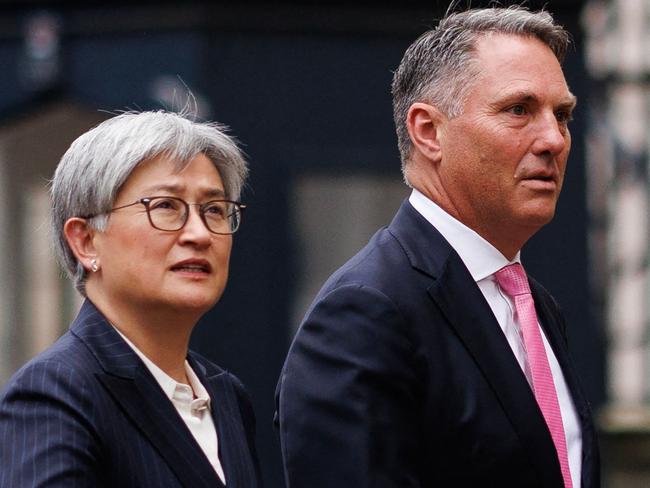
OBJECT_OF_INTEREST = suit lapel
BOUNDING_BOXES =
[530,282,586,421]
[429,254,563,486]
[192,358,257,488]
[531,282,599,487]
[71,300,224,488]
[98,372,225,488]
[389,201,564,486]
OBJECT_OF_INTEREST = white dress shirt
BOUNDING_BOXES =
[409,189,582,487]
[112,328,226,485]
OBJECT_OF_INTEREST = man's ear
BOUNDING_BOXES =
[63,218,98,273]
[406,102,445,163]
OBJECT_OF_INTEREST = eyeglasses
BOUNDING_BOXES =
[107,196,246,235]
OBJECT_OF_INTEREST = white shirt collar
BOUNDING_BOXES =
[409,188,520,281]
[111,326,211,409]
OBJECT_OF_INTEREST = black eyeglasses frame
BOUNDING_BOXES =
[89,196,246,235]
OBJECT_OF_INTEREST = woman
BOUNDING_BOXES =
[0,111,261,487]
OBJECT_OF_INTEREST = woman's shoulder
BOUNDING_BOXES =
[1,329,97,398]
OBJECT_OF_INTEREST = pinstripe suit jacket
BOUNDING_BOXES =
[0,300,261,487]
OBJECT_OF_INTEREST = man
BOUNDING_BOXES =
[276,5,600,488]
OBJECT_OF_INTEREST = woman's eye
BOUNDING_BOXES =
[204,203,227,216]
[150,198,178,211]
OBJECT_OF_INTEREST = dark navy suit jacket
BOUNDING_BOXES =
[276,200,600,487]
[0,300,261,487]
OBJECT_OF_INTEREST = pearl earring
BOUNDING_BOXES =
[90,259,99,273]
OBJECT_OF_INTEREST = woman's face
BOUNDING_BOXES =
[90,153,233,318]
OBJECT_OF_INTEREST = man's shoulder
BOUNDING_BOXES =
[320,213,451,295]
[303,224,445,327]
[321,225,410,293]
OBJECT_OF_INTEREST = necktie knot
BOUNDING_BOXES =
[495,263,531,297]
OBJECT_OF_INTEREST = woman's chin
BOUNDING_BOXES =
[148,288,222,318]
[176,294,220,313]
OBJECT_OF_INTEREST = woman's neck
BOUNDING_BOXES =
[86,290,200,384]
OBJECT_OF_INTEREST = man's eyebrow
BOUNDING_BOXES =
[490,91,539,109]
[497,90,577,110]
[496,90,537,102]
[558,93,578,111]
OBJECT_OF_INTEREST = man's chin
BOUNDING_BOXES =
[518,200,558,227]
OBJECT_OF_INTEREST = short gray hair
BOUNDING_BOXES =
[50,110,249,295]
[391,5,570,183]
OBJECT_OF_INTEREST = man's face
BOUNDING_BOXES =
[436,33,576,254]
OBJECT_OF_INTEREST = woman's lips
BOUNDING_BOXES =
[170,259,211,273]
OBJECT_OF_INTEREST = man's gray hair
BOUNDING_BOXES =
[50,110,248,295]
[391,5,570,184]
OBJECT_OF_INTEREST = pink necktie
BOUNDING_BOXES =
[495,263,573,488]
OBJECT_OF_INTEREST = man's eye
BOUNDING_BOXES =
[556,111,574,124]
[507,105,527,116]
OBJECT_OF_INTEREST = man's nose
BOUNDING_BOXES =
[531,112,568,156]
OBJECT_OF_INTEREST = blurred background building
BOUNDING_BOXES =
[0,0,644,486]
[582,1,650,485]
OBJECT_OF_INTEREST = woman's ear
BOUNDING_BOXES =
[63,218,98,273]
[406,102,445,163]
